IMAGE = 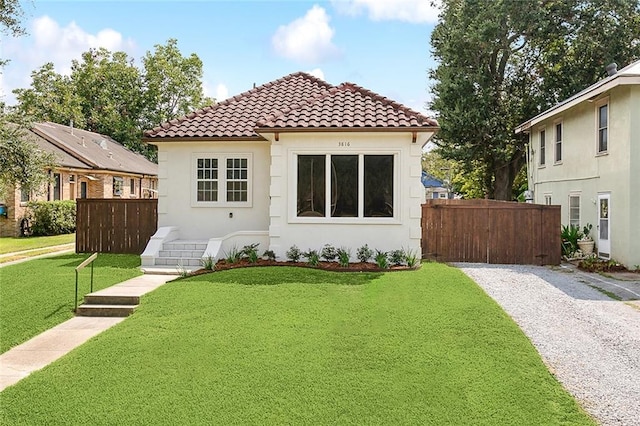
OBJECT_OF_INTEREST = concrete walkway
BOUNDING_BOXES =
[0,273,177,392]
[0,243,75,267]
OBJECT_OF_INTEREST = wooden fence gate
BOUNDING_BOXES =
[76,199,158,254]
[421,199,560,265]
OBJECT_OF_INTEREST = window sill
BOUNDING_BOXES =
[288,216,402,225]
[595,151,608,157]
[191,202,253,208]
[538,165,546,169]
[553,161,563,166]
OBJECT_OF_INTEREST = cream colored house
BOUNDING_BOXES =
[140,72,438,270]
[515,60,640,267]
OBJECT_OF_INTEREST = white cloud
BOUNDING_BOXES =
[272,5,340,64]
[215,83,229,101]
[332,0,440,24]
[1,16,135,105]
[307,68,325,80]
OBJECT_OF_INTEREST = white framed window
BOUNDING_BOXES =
[113,176,123,197]
[539,128,546,166]
[554,121,562,163]
[193,154,252,206]
[544,194,552,205]
[596,100,608,154]
[569,194,580,228]
[294,152,397,222]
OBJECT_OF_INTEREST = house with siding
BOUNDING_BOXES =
[0,122,158,237]
[515,60,640,267]
[140,72,438,270]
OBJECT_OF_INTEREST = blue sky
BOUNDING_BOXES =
[1,0,440,114]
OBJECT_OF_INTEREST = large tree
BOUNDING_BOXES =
[430,0,640,200]
[11,39,212,161]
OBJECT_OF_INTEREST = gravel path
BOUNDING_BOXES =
[457,264,640,426]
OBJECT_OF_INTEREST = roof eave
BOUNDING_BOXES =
[142,135,268,144]
[254,126,440,134]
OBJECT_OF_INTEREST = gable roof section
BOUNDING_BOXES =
[32,122,158,176]
[516,59,640,133]
[256,82,438,130]
[421,171,445,188]
[144,72,438,141]
[144,72,334,140]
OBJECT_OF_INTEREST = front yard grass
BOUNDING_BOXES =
[0,253,142,353]
[0,233,75,255]
[0,264,594,425]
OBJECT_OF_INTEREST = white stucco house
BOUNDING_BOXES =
[140,72,439,270]
[515,60,640,268]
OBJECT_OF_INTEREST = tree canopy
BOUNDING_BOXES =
[11,39,213,161]
[429,0,640,200]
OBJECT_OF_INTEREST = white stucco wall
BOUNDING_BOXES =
[262,131,433,260]
[155,141,271,241]
[528,85,639,267]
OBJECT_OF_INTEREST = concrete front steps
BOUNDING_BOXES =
[142,240,207,274]
[75,274,178,318]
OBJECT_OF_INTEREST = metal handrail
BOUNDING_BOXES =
[75,253,98,312]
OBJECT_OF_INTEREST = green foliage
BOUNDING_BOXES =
[0,265,593,425]
[388,249,406,266]
[304,249,320,267]
[286,245,302,263]
[404,249,420,269]
[201,256,216,271]
[374,250,389,269]
[262,250,276,262]
[241,243,260,264]
[0,234,75,255]
[0,0,25,38]
[356,244,373,263]
[430,0,640,200]
[0,118,56,199]
[561,225,582,256]
[581,224,593,241]
[337,247,351,268]
[321,244,337,262]
[24,201,76,236]
[223,245,241,264]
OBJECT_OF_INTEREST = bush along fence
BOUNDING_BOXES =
[421,199,561,265]
[76,198,157,254]
[22,200,76,236]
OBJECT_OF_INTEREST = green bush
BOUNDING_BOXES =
[25,201,76,236]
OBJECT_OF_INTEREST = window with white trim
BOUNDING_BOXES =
[569,194,580,228]
[194,155,251,205]
[539,129,546,166]
[113,176,123,197]
[296,154,394,219]
[554,122,562,163]
[597,103,608,153]
[544,194,552,205]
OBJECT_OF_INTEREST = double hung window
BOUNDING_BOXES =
[539,129,546,166]
[194,155,250,205]
[554,122,562,163]
[597,103,608,153]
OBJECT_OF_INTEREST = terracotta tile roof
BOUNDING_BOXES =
[143,72,438,141]
[144,72,334,139]
[257,82,438,129]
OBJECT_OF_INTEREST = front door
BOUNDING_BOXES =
[598,193,610,258]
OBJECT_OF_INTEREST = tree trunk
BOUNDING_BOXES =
[493,152,526,201]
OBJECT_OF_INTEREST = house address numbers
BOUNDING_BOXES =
[338,141,351,147]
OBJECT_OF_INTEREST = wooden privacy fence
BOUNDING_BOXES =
[422,199,561,265]
[76,199,158,254]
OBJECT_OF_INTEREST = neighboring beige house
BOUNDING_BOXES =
[141,72,438,270]
[0,122,158,237]
[515,60,640,267]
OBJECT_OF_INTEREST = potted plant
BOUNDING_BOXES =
[577,223,595,255]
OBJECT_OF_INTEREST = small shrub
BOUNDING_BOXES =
[561,224,582,256]
[404,249,420,268]
[224,245,242,264]
[286,245,302,262]
[304,249,320,267]
[389,249,406,266]
[337,247,351,267]
[356,244,373,263]
[25,200,76,236]
[201,255,216,270]
[262,250,276,261]
[375,250,389,269]
[241,243,260,263]
[321,244,337,262]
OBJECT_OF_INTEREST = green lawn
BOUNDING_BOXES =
[0,253,142,353]
[0,233,75,255]
[0,265,594,425]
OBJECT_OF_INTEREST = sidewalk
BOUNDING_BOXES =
[0,243,75,267]
[0,273,177,392]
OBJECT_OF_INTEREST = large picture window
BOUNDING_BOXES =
[194,155,251,205]
[296,154,394,219]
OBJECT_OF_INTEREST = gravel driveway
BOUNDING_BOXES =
[457,264,640,426]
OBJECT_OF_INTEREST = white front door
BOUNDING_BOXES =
[598,193,610,258]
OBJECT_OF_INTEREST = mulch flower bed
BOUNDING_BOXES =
[199,258,418,274]
[577,258,638,274]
